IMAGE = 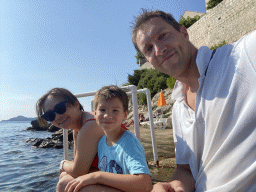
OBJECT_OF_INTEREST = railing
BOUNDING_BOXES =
[63,85,158,165]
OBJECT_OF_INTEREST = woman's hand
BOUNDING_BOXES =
[64,172,99,192]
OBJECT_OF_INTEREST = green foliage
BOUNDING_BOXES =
[206,0,223,10]
[128,69,169,104]
[166,76,176,89]
[137,93,147,105]
[179,15,201,28]
[128,69,146,86]
[210,40,227,50]
[135,51,145,64]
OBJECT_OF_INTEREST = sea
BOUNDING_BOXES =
[0,121,73,192]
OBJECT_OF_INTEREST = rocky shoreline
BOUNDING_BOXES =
[26,119,74,149]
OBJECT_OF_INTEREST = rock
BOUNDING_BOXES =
[26,138,44,147]
[27,119,61,133]
[48,124,61,132]
[127,88,175,120]
[27,119,49,131]
[27,128,73,149]
[26,137,65,149]
[52,129,73,141]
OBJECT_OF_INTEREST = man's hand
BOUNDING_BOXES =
[64,172,99,192]
[152,181,185,192]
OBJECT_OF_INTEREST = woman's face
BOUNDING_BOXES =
[43,95,81,129]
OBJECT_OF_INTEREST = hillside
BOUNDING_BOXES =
[1,116,37,122]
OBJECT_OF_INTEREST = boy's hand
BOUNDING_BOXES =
[152,182,185,192]
[64,172,99,192]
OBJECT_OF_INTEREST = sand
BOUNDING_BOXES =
[128,125,176,183]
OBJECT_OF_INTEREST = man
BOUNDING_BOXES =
[132,9,256,192]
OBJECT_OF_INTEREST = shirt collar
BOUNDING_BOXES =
[196,46,215,84]
[172,46,214,101]
[171,80,184,101]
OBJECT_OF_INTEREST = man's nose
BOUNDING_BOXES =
[155,43,166,56]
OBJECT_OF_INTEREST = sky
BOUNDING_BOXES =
[0,0,206,121]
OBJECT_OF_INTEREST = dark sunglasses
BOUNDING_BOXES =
[41,101,67,122]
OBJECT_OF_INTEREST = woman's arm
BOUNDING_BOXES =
[62,121,104,178]
[73,130,78,158]
[65,172,152,192]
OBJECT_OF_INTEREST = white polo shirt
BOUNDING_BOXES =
[172,30,256,192]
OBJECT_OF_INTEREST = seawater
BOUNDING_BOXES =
[0,121,73,192]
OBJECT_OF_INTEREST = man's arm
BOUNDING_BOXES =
[65,172,152,192]
[62,121,104,178]
[152,164,195,192]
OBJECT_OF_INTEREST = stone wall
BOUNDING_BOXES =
[188,0,256,48]
[183,11,205,19]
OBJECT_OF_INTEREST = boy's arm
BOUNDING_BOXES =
[152,164,195,192]
[62,121,104,178]
[65,171,152,192]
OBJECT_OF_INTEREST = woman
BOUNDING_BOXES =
[36,88,105,192]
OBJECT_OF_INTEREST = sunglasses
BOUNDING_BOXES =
[41,101,67,122]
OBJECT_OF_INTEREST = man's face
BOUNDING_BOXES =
[136,17,191,79]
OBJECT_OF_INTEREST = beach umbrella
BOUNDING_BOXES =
[157,89,167,106]
[157,89,167,118]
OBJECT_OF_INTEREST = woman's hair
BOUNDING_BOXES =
[36,88,83,125]
[93,85,128,112]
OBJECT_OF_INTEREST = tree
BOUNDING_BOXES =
[179,15,201,28]
[127,69,146,86]
[206,0,223,10]
[135,51,145,64]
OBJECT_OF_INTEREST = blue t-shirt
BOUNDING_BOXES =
[98,130,150,175]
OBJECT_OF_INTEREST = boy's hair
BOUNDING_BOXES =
[94,85,128,112]
[131,9,181,54]
[36,88,83,125]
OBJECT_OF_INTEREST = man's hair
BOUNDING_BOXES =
[36,88,84,125]
[131,9,181,54]
[94,85,128,112]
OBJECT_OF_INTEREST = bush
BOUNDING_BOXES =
[166,76,176,89]
[179,15,201,28]
[127,69,169,105]
[210,40,227,50]
[206,0,223,10]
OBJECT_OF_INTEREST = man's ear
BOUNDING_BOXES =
[180,25,189,40]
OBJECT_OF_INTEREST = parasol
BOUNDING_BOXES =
[157,89,167,118]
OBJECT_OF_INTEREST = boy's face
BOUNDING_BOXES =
[94,97,128,133]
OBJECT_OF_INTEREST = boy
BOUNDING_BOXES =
[65,85,152,192]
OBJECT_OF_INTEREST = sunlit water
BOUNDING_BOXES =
[0,121,72,192]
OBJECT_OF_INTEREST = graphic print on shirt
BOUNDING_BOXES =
[99,156,107,172]
[99,156,123,174]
